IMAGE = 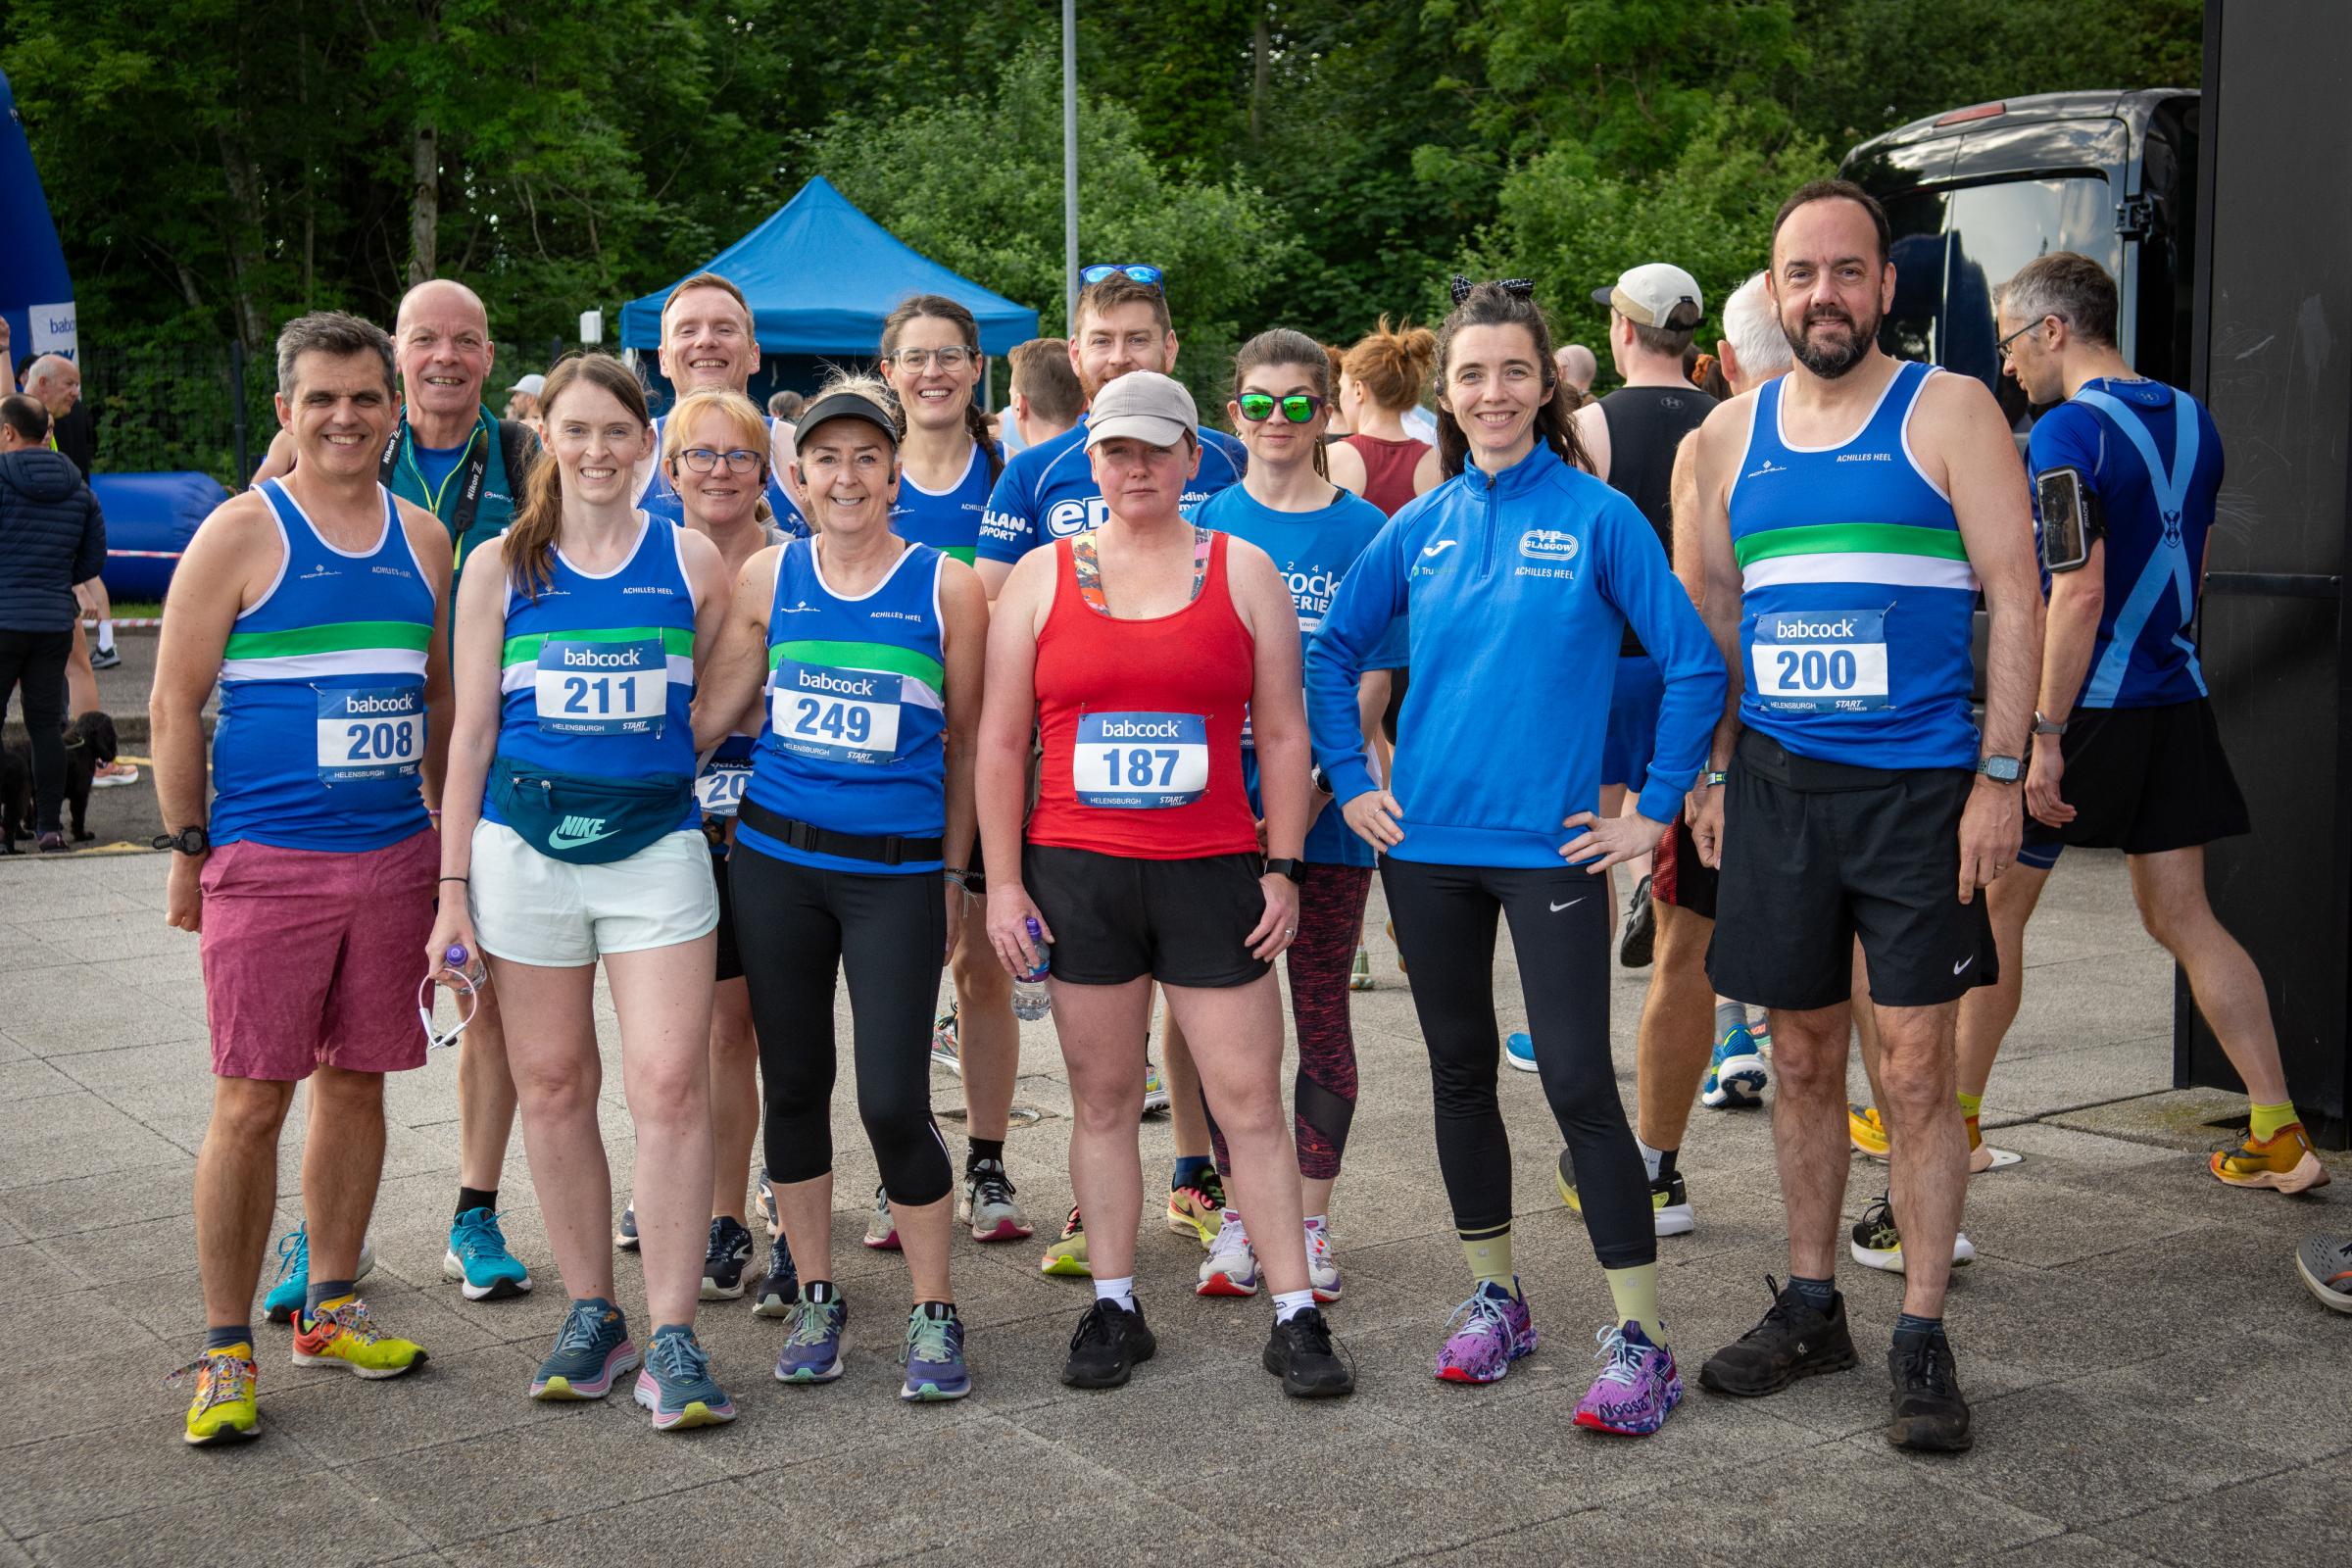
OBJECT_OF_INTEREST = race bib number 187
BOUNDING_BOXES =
[1075,711,1209,809]
[1750,609,1889,714]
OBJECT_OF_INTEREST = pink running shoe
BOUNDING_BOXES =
[1573,1321,1684,1435]
[1435,1280,1537,1384]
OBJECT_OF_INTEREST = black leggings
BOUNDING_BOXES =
[730,847,953,1206]
[0,629,70,833]
[1379,856,1653,1271]
[1206,861,1373,1182]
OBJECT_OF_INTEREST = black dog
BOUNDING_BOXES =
[61,710,119,843]
[0,745,29,853]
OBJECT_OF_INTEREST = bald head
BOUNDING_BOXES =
[395,278,489,338]
[24,355,80,417]
[1555,344,1596,393]
[393,277,495,427]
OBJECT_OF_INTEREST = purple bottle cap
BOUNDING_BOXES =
[1024,916,1043,940]
[445,943,470,967]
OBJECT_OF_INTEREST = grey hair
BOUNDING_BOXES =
[2001,252,2119,349]
[274,311,396,399]
[1721,270,1789,383]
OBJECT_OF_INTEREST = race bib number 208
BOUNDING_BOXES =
[1750,609,1889,714]
[1075,711,1208,809]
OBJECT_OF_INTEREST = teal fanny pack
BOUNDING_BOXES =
[490,756,693,865]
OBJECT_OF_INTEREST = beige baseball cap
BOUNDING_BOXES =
[1084,370,1198,450]
[1592,263,1705,330]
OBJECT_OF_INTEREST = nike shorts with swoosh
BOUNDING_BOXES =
[468,821,718,968]
[1706,731,1995,1011]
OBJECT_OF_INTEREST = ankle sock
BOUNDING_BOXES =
[1093,1274,1137,1310]
[305,1278,354,1315]
[1604,1260,1664,1342]
[1715,999,1746,1038]
[96,622,115,655]
[802,1280,837,1305]
[456,1186,498,1218]
[1954,1091,1983,1120]
[205,1324,252,1352]
[1303,1213,1328,1237]
[917,1299,957,1320]
[1459,1223,1514,1292]
[2250,1100,2299,1143]
[1273,1288,1316,1324]
[1892,1310,1944,1341]
[1635,1137,1666,1184]
[1787,1273,1836,1313]
[1172,1154,1214,1191]
[965,1139,1004,1173]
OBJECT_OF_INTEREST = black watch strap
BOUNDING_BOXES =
[1264,857,1306,884]
[154,825,211,856]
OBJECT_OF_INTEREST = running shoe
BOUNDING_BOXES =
[1699,1024,1768,1108]
[1041,1206,1091,1277]
[443,1207,533,1301]
[1305,1221,1344,1303]
[635,1326,735,1430]
[1435,1280,1537,1385]
[755,1168,779,1239]
[1557,1148,1693,1239]
[751,1238,798,1318]
[1748,1006,1772,1054]
[1503,1030,1540,1073]
[1061,1298,1156,1389]
[862,1184,901,1250]
[614,1201,640,1250]
[290,1297,425,1379]
[700,1215,756,1300]
[174,1344,259,1446]
[930,1004,961,1075]
[1848,1195,1976,1274]
[1848,1104,1890,1160]
[1263,1307,1353,1397]
[2210,1122,2332,1194]
[901,1304,971,1401]
[774,1289,849,1383]
[1349,945,1374,993]
[88,646,122,671]
[1617,873,1655,969]
[91,759,136,783]
[2294,1235,2352,1314]
[530,1298,637,1399]
[1886,1331,1971,1451]
[960,1158,1034,1243]
[1387,918,1407,974]
[1697,1276,1858,1397]
[261,1224,376,1324]
[1573,1322,1683,1436]
[1166,1174,1224,1248]
[1198,1210,1260,1297]
[1142,1061,1171,1117]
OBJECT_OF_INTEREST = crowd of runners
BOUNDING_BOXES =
[152,176,2345,1456]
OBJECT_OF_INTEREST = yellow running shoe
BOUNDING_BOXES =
[291,1297,427,1379]
[1040,1206,1091,1277]
[2211,1123,2332,1195]
[1167,1181,1223,1249]
[175,1345,259,1446]
[1848,1103,1890,1159]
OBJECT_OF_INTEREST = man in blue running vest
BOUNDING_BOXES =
[1988,252,2324,1198]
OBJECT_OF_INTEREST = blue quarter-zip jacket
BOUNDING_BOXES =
[1305,441,1726,869]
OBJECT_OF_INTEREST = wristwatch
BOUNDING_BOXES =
[154,824,212,856]
[1307,763,1330,796]
[2032,711,2069,736]
[1975,755,2024,784]
[1264,857,1307,885]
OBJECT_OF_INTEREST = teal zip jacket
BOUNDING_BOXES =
[1305,440,1725,869]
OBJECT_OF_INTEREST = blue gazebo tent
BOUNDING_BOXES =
[0,66,77,368]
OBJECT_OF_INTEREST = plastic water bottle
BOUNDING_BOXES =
[1011,917,1053,1021]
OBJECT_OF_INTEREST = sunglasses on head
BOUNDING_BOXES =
[1236,392,1326,424]
[1080,263,1165,289]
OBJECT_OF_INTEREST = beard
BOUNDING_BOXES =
[1783,303,1881,379]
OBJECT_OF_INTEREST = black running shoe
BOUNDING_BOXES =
[1061,1298,1156,1389]
[1886,1330,1972,1451]
[1263,1307,1354,1398]
[1617,872,1655,968]
[750,1238,798,1318]
[701,1216,755,1300]
[1698,1275,1859,1396]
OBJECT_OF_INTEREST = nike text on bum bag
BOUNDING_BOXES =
[489,755,693,865]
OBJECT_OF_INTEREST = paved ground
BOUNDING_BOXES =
[0,844,2346,1568]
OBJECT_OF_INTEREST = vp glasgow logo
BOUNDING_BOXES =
[1517,528,1579,564]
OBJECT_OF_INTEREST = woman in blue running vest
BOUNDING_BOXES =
[876,295,1033,1250]
[691,376,991,1401]
[428,353,741,1431]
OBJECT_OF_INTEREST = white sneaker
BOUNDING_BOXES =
[1304,1223,1343,1302]
[1142,1060,1172,1117]
[1197,1210,1259,1297]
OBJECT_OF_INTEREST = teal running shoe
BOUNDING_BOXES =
[531,1298,637,1400]
[443,1207,533,1301]
[901,1304,970,1401]
[1503,1031,1540,1073]
[634,1326,735,1430]
[1700,1025,1769,1108]
[774,1288,848,1383]
[261,1223,375,1324]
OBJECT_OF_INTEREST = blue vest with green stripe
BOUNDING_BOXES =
[482,514,700,834]
[211,480,435,851]
[739,536,948,874]
[1729,361,1980,769]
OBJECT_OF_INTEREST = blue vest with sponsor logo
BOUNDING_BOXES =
[889,439,998,564]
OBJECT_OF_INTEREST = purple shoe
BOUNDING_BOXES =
[1573,1321,1684,1435]
[1435,1279,1537,1384]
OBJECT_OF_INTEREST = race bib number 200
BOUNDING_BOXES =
[1075,711,1208,809]
[1750,609,1889,714]
[315,685,424,784]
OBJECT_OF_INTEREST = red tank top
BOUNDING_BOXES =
[1028,531,1259,859]
[1342,433,1431,516]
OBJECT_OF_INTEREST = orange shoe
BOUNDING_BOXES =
[2210,1123,2331,1194]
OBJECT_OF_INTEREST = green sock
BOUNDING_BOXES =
[1459,1224,1514,1292]
[1955,1090,1983,1119]
[2250,1100,2299,1143]
[1605,1261,1664,1343]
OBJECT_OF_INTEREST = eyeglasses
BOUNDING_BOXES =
[679,446,762,474]
[1997,315,2055,357]
[1080,263,1165,289]
[418,945,482,1052]
[888,346,976,371]
[1236,392,1325,424]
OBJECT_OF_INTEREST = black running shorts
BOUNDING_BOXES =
[1707,731,1995,1011]
[2021,698,2250,858]
[710,849,745,983]
[1023,844,1272,989]
[1650,809,1717,919]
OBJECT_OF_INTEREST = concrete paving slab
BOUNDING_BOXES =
[0,1091,187,1186]
[24,1467,432,1568]
[0,1156,198,1239]
[2089,1452,2351,1566]
[438,1480,787,1568]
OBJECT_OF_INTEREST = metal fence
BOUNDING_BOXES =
[74,342,277,490]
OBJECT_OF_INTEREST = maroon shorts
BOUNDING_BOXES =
[199,829,438,1081]
[1649,811,1717,920]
